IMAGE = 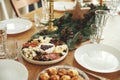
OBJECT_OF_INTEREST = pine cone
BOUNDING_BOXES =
[60,26,74,43]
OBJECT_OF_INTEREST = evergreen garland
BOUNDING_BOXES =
[31,4,109,50]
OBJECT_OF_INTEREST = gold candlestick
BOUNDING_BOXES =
[47,0,57,31]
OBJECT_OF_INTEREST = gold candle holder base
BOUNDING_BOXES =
[47,22,58,31]
[47,26,58,31]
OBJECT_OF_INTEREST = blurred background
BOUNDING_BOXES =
[0,0,120,20]
[0,0,41,20]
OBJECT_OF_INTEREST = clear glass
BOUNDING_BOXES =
[104,0,120,15]
[0,23,7,59]
[41,0,49,24]
[95,10,109,40]
[6,39,18,60]
[90,10,108,43]
[34,11,41,27]
[95,10,109,27]
[34,0,49,27]
[90,24,102,44]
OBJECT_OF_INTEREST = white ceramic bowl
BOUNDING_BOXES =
[39,43,55,53]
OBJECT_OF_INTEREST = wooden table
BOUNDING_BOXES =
[7,8,120,80]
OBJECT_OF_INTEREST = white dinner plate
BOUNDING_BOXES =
[1,18,32,34]
[74,44,120,73]
[54,2,76,11]
[0,59,28,80]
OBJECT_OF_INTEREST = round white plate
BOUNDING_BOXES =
[1,18,32,34]
[0,59,28,80]
[74,44,120,73]
[54,2,76,11]
[36,65,89,80]
[21,48,68,65]
[21,35,69,65]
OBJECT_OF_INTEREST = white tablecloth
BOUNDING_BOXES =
[102,15,120,51]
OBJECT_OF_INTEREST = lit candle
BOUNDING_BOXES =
[100,0,103,6]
